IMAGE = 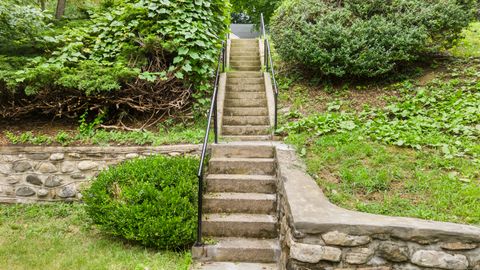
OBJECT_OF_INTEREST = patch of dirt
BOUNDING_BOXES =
[278,57,460,116]
[319,169,340,184]
[417,70,438,86]
[280,79,401,116]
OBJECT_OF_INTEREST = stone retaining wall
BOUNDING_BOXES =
[274,144,480,270]
[0,145,200,203]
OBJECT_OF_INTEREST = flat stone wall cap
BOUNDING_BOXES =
[275,146,480,242]
[0,144,202,154]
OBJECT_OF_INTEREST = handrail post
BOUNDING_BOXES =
[195,40,225,246]
[213,101,218,143]
[222,45,226,72]
[195,174,203,246]
[260,14,279,134]
[265,40,268,70]
[274,90,278,131]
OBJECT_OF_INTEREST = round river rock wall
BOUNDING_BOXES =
[0,145,200,203]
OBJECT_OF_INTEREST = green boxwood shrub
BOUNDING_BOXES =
[271,0,476,78]
[84,155,199,249]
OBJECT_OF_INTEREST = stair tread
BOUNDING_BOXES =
[204,213,276,223]
[192,262,277,270]
[209,157,274,162]
[192,237,280,263]
[204,192,276,201]
[223,115,268,118]
[206,174,276,181]
[224,98,266,100]
[222,135,272,141]
[222,125,270,128]
[207,237,279,249]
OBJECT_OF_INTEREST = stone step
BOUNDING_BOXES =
[192,262,277,270]
[230,45,259,54]
[206,174,276,194]
[226,85,264,92]
[227,71,263,78]
[225,98,266,107]
[231,46,259,52]
[230,52,260,58]
[224,107,268,116]
[223,116,269,126]
[230,60,261,66]
[208,157,275,175]
[230,56,261,62]
[226,92,265,99]
[231,39,258,44]
[203,213,277,238]
[222,135,272,141]
[192,237,280,263]
[212,144,274,158]
[231,66,262,72]
[227,78,264,85]
[222,125,270,136]
[204,192,276,214]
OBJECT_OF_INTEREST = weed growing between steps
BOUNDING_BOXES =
[0,204,191,270]
[84,155,199,249]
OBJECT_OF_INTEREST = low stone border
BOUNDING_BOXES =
[0,145,201,203]
[274,144,480,270]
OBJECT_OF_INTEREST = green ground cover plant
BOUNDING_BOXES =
[84,155,199,249]
[271,0,476,77]
[280,61,480,161]
[2,119,208,146]
[0,203,191,270]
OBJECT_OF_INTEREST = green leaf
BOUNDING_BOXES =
[175,72,184,79]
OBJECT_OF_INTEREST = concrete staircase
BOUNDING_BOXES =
[193,143,279,269]
[192,39,279,269]
[223,39,271,141]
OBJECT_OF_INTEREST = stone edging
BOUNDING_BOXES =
[274,143,480,269]
[0,144,201,203]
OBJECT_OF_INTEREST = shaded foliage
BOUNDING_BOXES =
[0,0,230,124]
[271,0,476,78]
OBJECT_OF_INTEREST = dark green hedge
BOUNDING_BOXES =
[84,155,199,249]
[271,0,476,78]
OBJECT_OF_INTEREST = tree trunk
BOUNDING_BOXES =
[39,0,46,10]
[55,0,66,19]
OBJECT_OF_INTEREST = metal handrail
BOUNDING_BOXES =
[195,41,225,246]
[260,14,279,131]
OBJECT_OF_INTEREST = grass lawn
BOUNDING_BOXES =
[278,22,480,225]
[287,132,480,225]
[0,204,191,270]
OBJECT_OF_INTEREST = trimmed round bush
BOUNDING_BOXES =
[271,0,476,77]
[84,155,198,249]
